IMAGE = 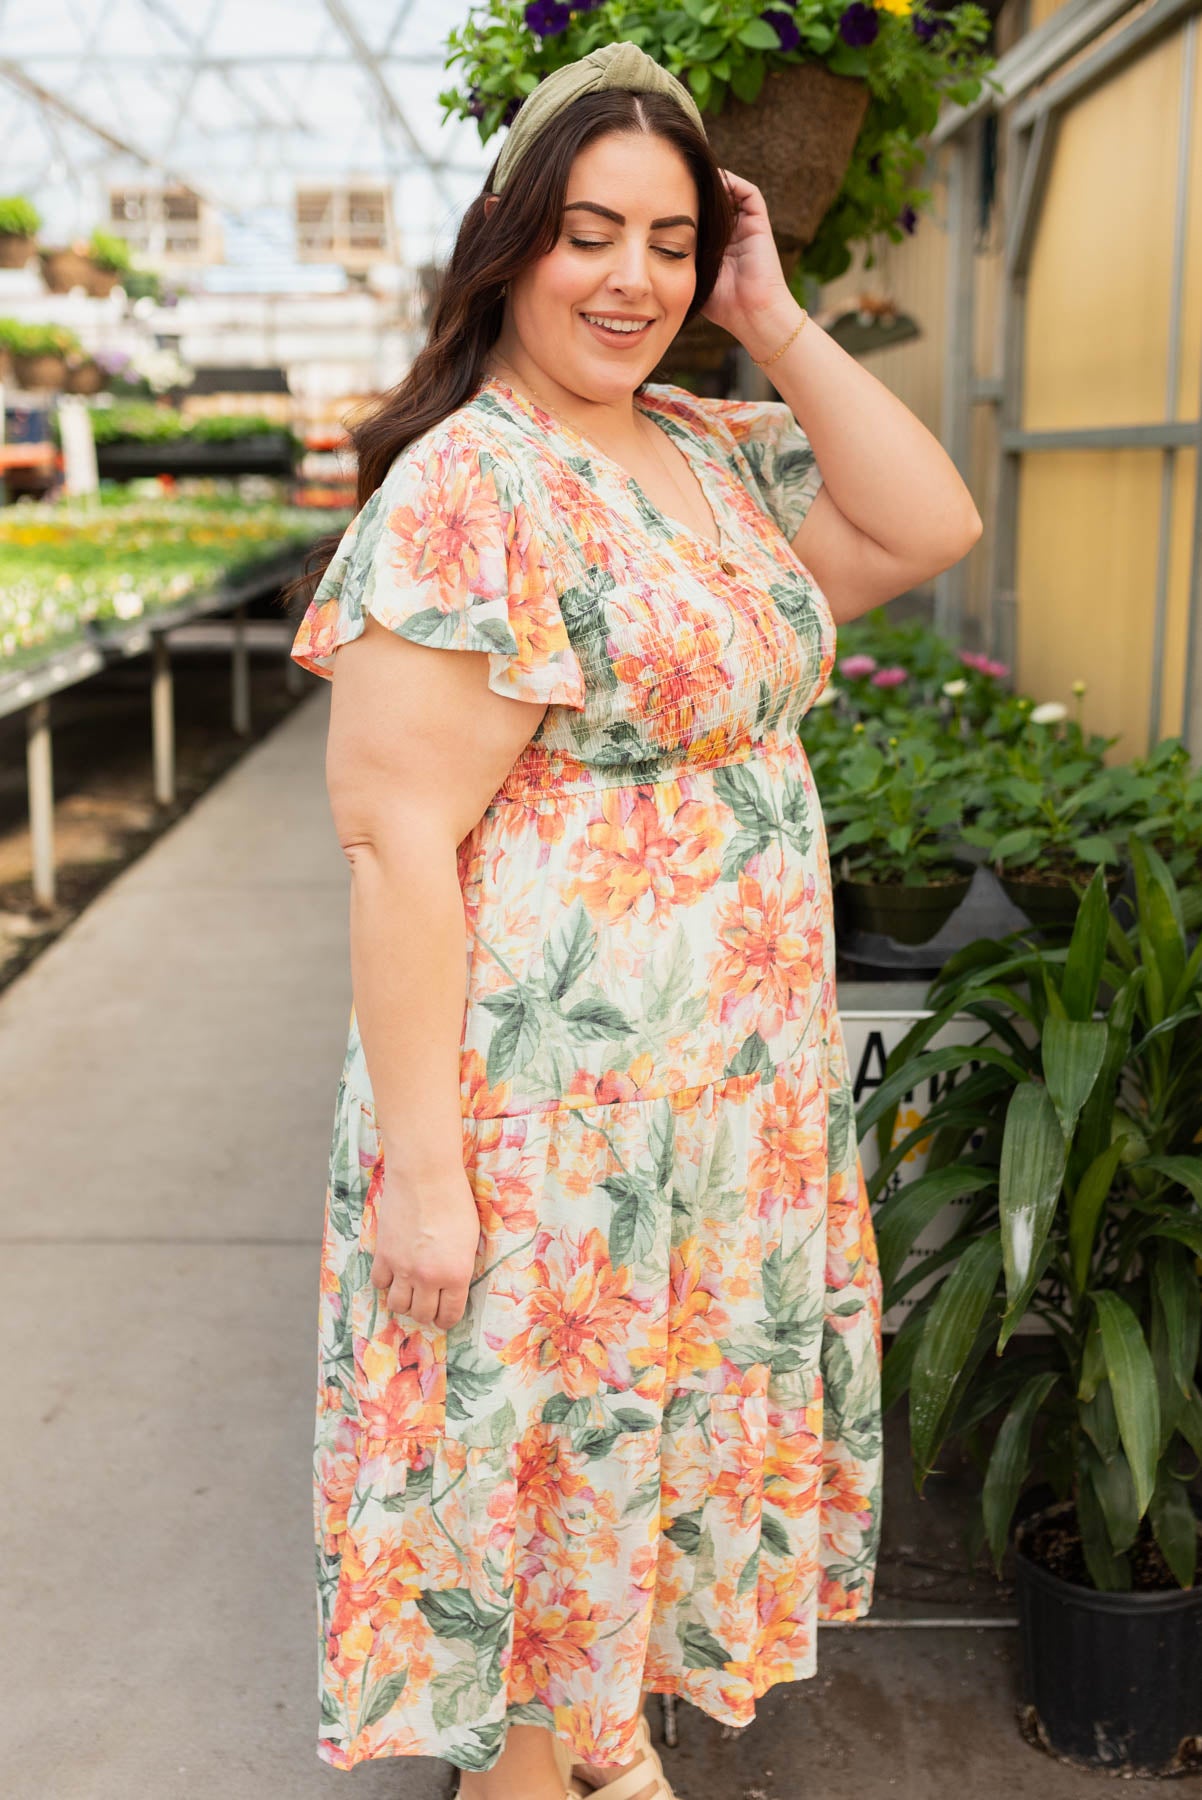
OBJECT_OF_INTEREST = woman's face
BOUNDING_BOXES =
[490,130,700,404]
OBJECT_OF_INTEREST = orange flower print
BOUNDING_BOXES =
[666,1235,730,1383]
[565,789,723,925]
[492,1226,652,1397]
[710,868,825,1043]
[610,619,733,747]
[751,1070,828,1216]
[508,1572,606,1701]
[385,451,507,608]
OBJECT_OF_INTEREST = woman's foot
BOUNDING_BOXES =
[456,1722,570,1800]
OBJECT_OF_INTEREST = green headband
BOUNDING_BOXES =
[487,39,708,196]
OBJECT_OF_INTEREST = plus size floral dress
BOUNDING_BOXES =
[289,371,883,1776]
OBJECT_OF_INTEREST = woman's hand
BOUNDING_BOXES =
[701,167,804,360]
[369,1163,482,1330]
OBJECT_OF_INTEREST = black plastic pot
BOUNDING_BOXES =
[1013,1498,1202,1775]
[96,433,296,481]
[1000,864,1126,931]
[839,860,976,946]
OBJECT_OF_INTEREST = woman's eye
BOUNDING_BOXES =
[567,236,689,260]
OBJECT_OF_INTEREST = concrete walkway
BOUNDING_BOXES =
[2,688,1170,1799]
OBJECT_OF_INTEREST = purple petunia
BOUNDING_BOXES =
[524,0,572,36]
[761,8,801,52]
[839,3,879,48]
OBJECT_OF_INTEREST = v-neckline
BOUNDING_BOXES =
[479,371,731,559]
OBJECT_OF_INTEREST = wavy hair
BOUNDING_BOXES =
[282,88,734,612]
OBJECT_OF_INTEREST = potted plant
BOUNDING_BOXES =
[85,228,133,297]
[823,723,978,943]
[1118,735,1202,893]
[0,196,41,269]
[440,0,999,370]
[861,845,1202,1773]
[39,239,99,295]
[959,707,1137,928]
[3,321,82,390]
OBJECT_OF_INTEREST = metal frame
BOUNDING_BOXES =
[1,547,308,908]
[933,0,1202,756]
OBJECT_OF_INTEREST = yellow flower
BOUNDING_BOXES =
[875,0,915,13]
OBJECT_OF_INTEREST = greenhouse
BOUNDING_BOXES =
[2,2,1200,1798]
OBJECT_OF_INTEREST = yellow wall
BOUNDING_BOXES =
[1019,21,1202,757]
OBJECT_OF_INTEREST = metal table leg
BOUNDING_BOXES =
[26,697,55,910]
[151,631,175,806]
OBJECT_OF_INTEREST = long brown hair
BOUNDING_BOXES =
[282,88,734,612]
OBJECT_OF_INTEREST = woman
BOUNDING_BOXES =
[289,38,981,1800]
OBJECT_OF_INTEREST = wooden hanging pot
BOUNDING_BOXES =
[652,60,870,379]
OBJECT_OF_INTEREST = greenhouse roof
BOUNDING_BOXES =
[0,0,493,270]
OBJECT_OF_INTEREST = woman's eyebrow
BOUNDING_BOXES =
[564,200,697,229]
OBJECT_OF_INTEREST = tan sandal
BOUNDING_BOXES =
[553,1711,680,1800]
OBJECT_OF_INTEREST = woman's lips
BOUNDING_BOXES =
[579,313,654,347]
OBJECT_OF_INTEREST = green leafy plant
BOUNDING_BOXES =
[88,229,133,273]
[0,197,42,238]
[0,318,83,358]
[1118,737,1202,889]
[864,845,1202,1589]
[87,404,299,450]
[823,722,972,883]
[440,0,999,284]
[960,725,1141,881]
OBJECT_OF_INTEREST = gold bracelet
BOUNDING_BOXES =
[751,309,808,367]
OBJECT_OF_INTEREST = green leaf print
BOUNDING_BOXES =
[713,761,778,834]
[642,925,698,1027]
[603,1173,659,1269]
[481,989,540,1085]
[682,1621,733,1670]
[557,565,620,689]
[651,1104,676,1191]
[445,1341,507,1421]
[563,996,635,1041]
[540,1392,575,1425]
[779,773,815,856]
[827,1083,854,1168]
[544,903,597,1001]
[769,577,822,649]
[360,1669,409,1729]
[725,1031,774,1080]
[719,825,774,882]
[624,1474,663,1516]
[759,1513,792,1557]
[663,1389,709,1431]
[665,1509,703,1554]
[736,1545,760,1597]
[454,1396,517,1451]
[416,1588,509,1643]
[430,1658,491,1732]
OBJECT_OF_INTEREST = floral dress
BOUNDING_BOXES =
[289,371,883,1776]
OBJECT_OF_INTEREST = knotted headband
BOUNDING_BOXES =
[487,39,708,195]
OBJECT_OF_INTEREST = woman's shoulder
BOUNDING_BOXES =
[375,388,541,510]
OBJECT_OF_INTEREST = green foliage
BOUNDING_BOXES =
[87,229,133,273]
[0,196,42,238]
[867,851,1202,1589]
[438,0,999,287]
[0,317,83,357]
[87,404,298,449]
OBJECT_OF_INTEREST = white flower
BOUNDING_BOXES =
[1030,701,1068,725]
[112,589,144,620]
[811,683,838,707]
[941,679,968,698]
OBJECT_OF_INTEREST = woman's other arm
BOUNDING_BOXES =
[324,613,546,1328]
[743,294,983,625]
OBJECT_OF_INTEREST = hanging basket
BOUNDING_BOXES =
[651,61,870,381]
[14,352,68,391]
[40,247,97,294]
[0,232,36,270]
[64,358,106,395]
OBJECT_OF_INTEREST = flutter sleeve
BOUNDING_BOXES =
[683,391,824,542]
[289,423,586,709]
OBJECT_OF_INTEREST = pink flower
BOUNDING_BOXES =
[870,666,908,688]
[839,653,877,679]
[982,658,1010,679]
[959,650,989,672]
